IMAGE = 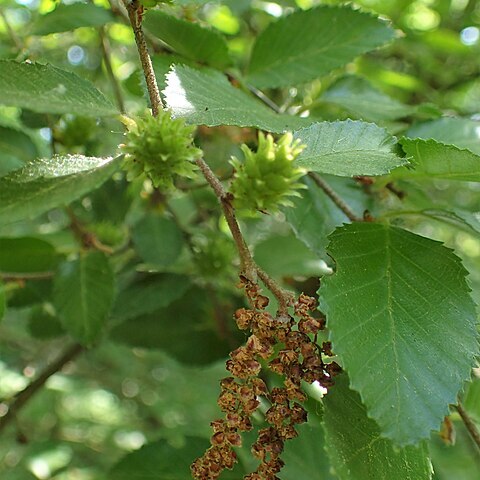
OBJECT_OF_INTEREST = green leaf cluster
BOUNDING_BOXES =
[0,1,479,480]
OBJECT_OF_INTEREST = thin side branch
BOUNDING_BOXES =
[99,26,125,113]
[0,272,54,281]
[456,402,480,451]
[125,3,294,313]
[66,208,114,254]
[0,343,84,434]
[309,172,363,222]
[123,0,163,115]
[195,157,256,279]
[196,157,294,312]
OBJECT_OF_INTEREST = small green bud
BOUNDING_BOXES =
[120,110,201,190]
[193,232,236,279]
[54,115,97,147]
[229,132,306,213]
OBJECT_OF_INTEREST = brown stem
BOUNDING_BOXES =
[125,2,294,313]
[66,208,114,254]
[123,0,163,115]
[195,157,293,312]
[0,272,54,281]
[0,343,84,434]
[99,26,125,113]
[456,402,480,451]
[309,172,363,222]
[195,157,255,277]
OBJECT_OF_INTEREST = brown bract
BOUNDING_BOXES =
[190,282,341,480]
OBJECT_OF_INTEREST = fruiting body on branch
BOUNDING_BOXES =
[120,110,201,190]
[229,132,306,213]
[191,279,339,480]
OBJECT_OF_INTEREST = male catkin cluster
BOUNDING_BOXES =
[121,110,201,190]
[229,132,306,213]
[191,278,340,480]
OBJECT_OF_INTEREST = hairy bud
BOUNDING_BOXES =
[120,110,201,190]
[229,132,306,213]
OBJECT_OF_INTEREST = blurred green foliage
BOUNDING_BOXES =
[0,0,479,479]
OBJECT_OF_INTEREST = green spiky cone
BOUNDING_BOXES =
[121,110,201,190]
[229,132,306,213]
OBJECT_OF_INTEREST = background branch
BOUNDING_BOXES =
[99,26,125,113]
[309,172,363,222]
[122,0,163,115]
[456,402,480,451]
[0,343,84,434]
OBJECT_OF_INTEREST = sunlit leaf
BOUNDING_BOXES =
[293,120,406,176]
[0,155,121,224]
[164,65,308,132]
[0,61,117,116]
[247,6,395,88]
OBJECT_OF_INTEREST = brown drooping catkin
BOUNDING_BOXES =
[191,277,340,480]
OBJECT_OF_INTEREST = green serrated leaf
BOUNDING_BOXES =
[394,138,480,181]
[0,155,121,225]
[324,374,433,479]
[144,11,231,69]
[0,237,57,275]
[112,273,191,322]
[322,76,415,122]
[53,251,115,345]
[163,65,309,132]
[406,118,480,155]
[131,214,185,268]
[111,287,233,365]
[0,126,38,177]
[30,3,114,36]
[0,61,117,116]
[293,120,406,176]
[246,6,395,88]
[319,223,478,445]
[107,436,209,480]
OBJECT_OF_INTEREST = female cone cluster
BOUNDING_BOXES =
[229,132,306,213]
[191,277,341,480]
[121,110,201,190]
